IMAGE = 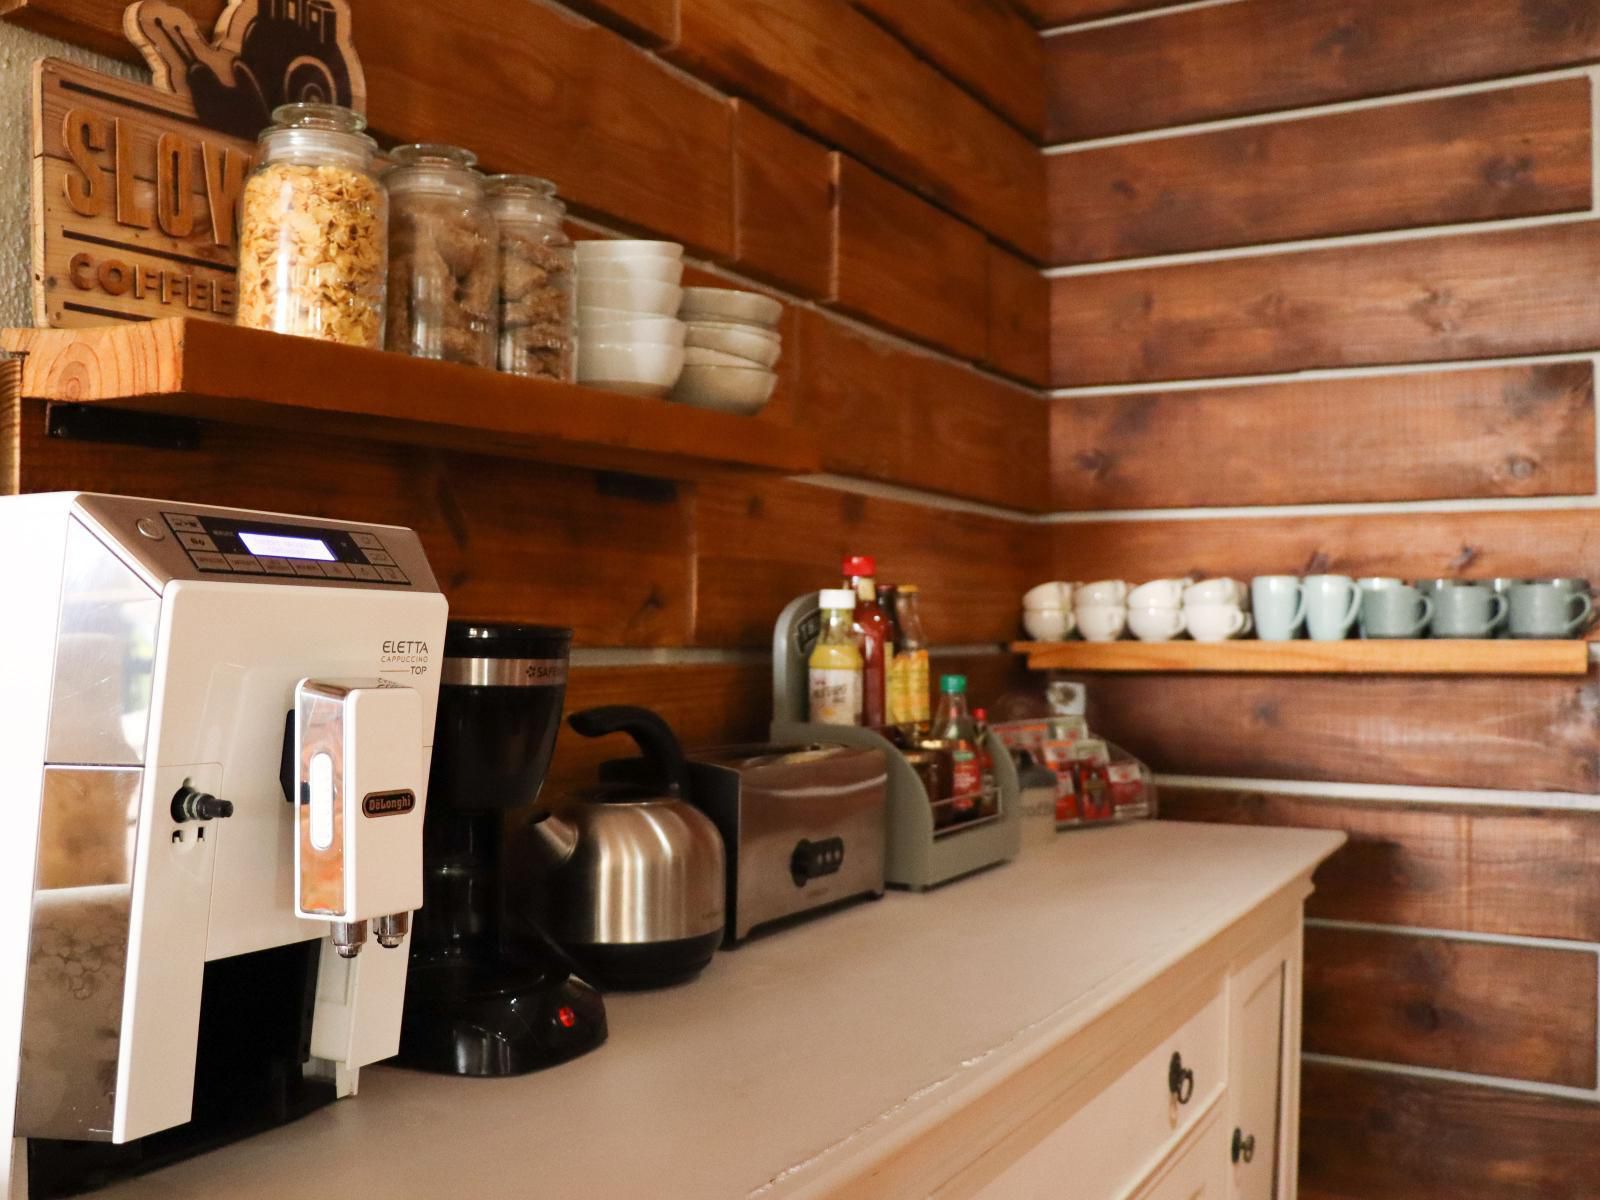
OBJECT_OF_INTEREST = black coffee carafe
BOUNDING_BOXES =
[396,623,606,1076]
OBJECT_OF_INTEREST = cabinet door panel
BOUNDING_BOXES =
[1229,935,1296,1200]
[1141,1112,1230,1200]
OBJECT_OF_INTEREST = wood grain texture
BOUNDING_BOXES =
[985,243,1051,387]
[851,0,1046,135]
[1051,504,1600,583]
[693,475,1042,647]
[793,310,1050,511]
[1160,787,1600,942]
[1071,674,1600,791]
[1049,79,1592,263]
[1300,1062,1600,1200]
[559,0,678,45]
[832,156,989,359]
[1051,363,1597,509]
[669,0,1046,258]
[0,0,222,61]
[1046,0,1600,142]
[1303,926,1597,1087]
[1013,638,1591,676]
[731,101,836,298]
[1012,0,1170,22]
[1052,219,1600,386]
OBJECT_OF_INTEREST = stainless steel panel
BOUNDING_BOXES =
[45,519,160,767]
[15,766,141,1140]
[297,681,350,918]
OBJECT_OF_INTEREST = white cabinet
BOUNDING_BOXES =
[1228,930,1301,1200]
[1137,1112,1230,1200]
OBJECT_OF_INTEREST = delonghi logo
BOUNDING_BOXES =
[362,790,416,818]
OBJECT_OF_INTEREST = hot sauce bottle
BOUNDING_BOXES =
[843,555,891,728]
[925,674,982,822]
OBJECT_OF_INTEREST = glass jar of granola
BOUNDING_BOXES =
[237,103,386,347]
[484,175,575,381]
[384,144,498,367]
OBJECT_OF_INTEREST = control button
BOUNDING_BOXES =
[163,513,204,533]
[136,517,166,541]
[320,562,354,579]
[376,565,409,584]
[291,561,326,577]
[257,557,296,576]
[351,532,384,550]
[348,563,381,581]
[190,551,231,571]
[179,531,218,552]
[225,554,263,573]
[362,548,397,566]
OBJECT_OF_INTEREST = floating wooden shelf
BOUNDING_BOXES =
[0,319,821,479]
[1010,639,1593,676]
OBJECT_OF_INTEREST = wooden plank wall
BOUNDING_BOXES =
[1045,3,1600,1195]
[0,0,1056,792]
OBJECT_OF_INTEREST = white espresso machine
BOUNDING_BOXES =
[0,494,447,1198]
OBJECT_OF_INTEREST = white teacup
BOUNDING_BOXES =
[1358,577,1405,591]
[1184,577,1247,607]
[1023,581,1074,611]
[1077,603,1127,642]
[1186,603,1249,643]
[1127,604,1186,642]
[1076,579,1129,607]
[1022,607,1074,641]
[1128,578,1186,608]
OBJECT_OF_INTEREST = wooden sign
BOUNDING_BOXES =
[31,0,364,328]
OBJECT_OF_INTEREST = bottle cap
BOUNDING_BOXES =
[974,707,987,721]
[940,674,967,694]
[819,589,857,611]
[899,583,918,594]
[842,555,876,577]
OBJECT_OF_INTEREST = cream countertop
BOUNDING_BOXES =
[89,821,1344,1200]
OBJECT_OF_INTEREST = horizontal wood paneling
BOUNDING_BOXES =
[1013,0,1167,23]
[851,0,1046,135]
[694,476,1040,647]
[1303,926,1597,1087]
[1051,504,1600,581]
[669,0,1046,258]
[560,0,678,45]
[1046,0,1600,142]
[793,310,1050,511]
[1300,1062,1600,1200]
[1160,788,1600,942]
[1052,219,1600,386]
[985,244,1052,387]
[1050,362,1596,509]
[833,157,990,360]
[1071,674,1600,791]
[0,0,222,61]
[1049,79,1592,263]
[732,101,837,298]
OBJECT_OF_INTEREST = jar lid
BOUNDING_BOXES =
[258,102,377,162]
[391,143,479,170]
[444,622,573,660]
[269,102,369,135]
[485,174,558,197]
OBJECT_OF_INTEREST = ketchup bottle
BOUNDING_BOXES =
[843,554,891,728]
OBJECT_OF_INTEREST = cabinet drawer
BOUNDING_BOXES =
[977,987,1228,1200]
[1137,1111,1229,1200]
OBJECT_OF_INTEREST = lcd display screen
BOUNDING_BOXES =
[238,531,336,562]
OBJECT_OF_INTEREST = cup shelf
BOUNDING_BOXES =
[1011,638,1593,676]
[0,318,821,479]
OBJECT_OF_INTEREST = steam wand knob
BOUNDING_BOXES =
[171,785,234,823]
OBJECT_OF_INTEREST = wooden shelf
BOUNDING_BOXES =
[0,319,821,479]
[1010,639,1593,676]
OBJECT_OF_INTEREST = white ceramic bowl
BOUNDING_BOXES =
[1127,604,1186,643]
[1186,603,1249,642]
[670,363,777,415]
[578,257,685,286]
[685,346,767,368]
[1022,608,1072,641]
[576,239,684,261]
[1023,581,1074,611]
[678,286,783,328]
[577,341,685,397]
[576,312,686,346]
[1183,578,1247,607]
[1076,580,1130,608]
[1076,603,1127,643]
[1128,579,1186,608]
[576,277,683,316]
[684,323,782,368]
[685,319,780,345]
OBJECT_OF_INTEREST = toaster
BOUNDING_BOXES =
[686,743,887,945]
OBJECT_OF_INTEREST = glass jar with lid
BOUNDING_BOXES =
[484,175,576,382]
[237,103,387,347]
[384,144,499,367]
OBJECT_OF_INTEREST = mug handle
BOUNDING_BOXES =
[1486,594,1509,633]
[1564,593,1594,635]
[1063,609,1078,638]
[1340,585,1363,633]
[1168,608,1187,637]
[1407,595,1435,638]
[1227,609,1247,638]
[1288,584,1307,632]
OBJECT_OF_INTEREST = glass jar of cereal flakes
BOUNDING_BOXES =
[484,175,576,382]
[237,103,387,347]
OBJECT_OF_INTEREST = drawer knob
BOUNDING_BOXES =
[1232,1128,1256,1164]
[1167,1052,1194,1104]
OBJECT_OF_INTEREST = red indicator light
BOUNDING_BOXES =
[557,1005,577,1028]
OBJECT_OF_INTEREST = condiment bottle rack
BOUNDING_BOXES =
[771,593,1021,891]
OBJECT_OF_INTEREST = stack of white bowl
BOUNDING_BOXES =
[1021,581,1075,641]
[674,286,783,415]
[575,240,686,396]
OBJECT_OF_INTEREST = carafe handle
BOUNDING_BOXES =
[569,705,691,798]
